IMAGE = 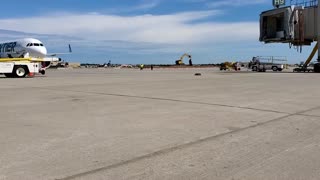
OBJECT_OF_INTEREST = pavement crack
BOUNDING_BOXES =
[38,87,290,115]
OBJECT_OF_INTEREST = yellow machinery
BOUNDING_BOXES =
[175,53,192,65]
[303,42,318,67]
[0,57,60,75]
[220,61,239,71]
[293,42,318,72]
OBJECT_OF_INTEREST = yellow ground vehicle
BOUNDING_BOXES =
[0,58,41,78]
[220,62,240,71]
[175,53,192,65]
[0,57,60,77]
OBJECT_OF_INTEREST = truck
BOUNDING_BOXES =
[249,56,286,72]
[0,58,45,78]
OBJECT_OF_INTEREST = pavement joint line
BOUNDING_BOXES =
[38,87,290,115]
[56,105,320,180]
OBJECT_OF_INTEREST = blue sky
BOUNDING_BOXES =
[0,0,316,64]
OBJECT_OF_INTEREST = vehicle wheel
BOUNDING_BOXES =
[314,63,320,73]
[272,66,278,71]
[14,66,28,78]
[252,66,257,71]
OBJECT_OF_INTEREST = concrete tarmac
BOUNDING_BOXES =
[1,68,320,180]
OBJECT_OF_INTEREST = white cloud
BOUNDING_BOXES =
[207,0,268,8]
[134,0,160,10]
[0,10,258,45]
[106,0,161,13]
[103,0,160,14]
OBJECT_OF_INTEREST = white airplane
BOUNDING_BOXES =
[0,37,71,59]
[0,38,72,74]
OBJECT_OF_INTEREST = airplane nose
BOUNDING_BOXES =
[40,48,47,56]
[34,47,47,58]
[29,46,47,58]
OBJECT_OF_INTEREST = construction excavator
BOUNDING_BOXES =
[175,53,193,66]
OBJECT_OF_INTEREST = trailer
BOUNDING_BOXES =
[0,58,42,78]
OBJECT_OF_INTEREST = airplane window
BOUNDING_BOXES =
[27,43,30,47]
[40,44,43,46]
[34,43,40,46]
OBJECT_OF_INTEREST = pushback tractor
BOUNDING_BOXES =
[0,58,50,78]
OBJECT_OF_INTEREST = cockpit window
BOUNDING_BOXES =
[26,43,43,47]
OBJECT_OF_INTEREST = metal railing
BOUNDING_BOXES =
[253,56,288,65]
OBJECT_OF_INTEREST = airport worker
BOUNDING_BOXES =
[151,65,154,70]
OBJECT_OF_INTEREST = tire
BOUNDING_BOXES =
[13,66,28,78]
[272,66,278,71]
[252,66,257,71]
[314,63,320,73]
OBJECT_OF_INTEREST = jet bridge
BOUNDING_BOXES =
[260,5,317,46]
[259,0,320,72]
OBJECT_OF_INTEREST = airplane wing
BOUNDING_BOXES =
[47,44,72,56]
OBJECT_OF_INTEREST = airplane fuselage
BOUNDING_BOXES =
[0,38,47,58]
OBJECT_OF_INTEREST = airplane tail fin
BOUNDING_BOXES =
[69,44,72,53]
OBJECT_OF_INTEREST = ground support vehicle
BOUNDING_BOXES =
[0,58,42,78]
[250,56,286,72]
[293,65,314,72]
[220,62,241,71]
